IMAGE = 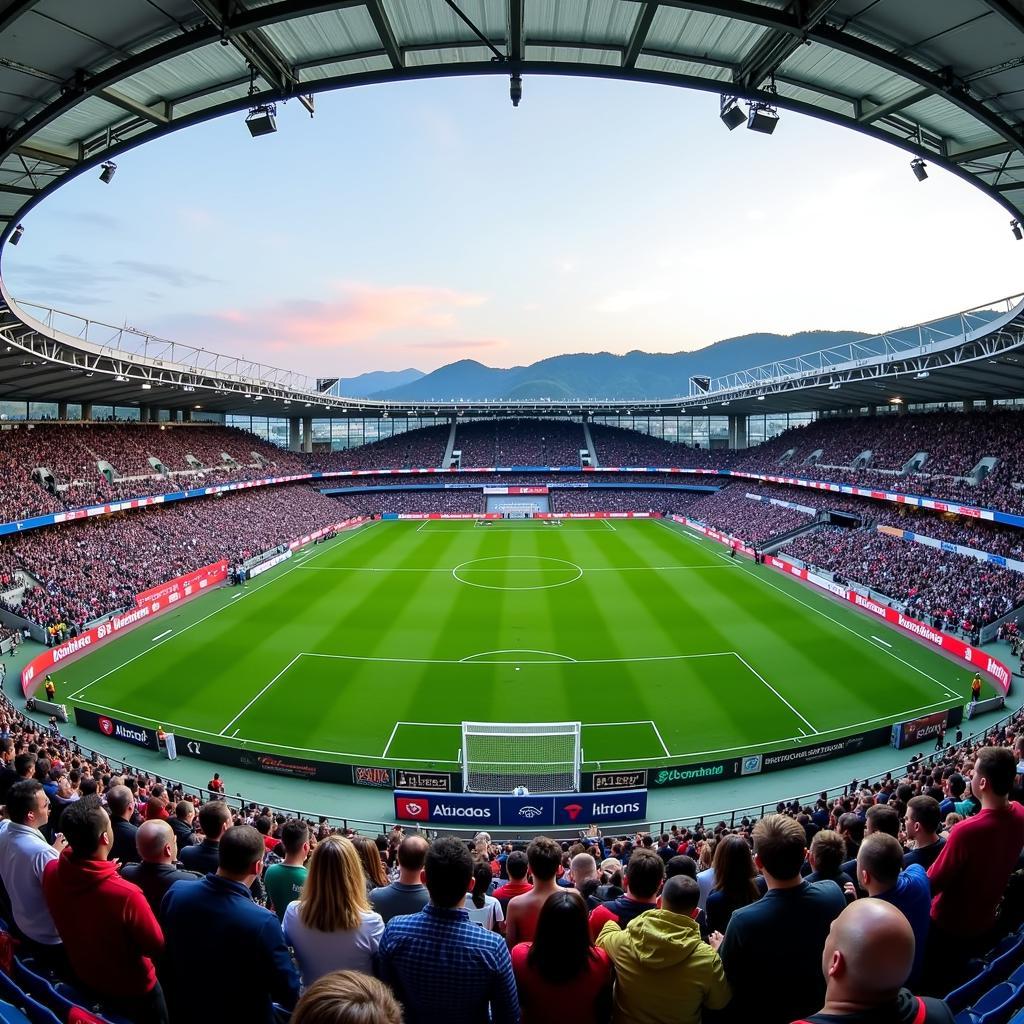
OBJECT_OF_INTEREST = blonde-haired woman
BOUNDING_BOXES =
[283,835,385,985]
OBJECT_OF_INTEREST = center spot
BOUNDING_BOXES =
[451,555,584,591]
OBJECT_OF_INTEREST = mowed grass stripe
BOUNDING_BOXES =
[62,520,976,771]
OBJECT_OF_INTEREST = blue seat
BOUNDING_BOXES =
[1009,964,1024,989]
[273,1004,292,1024]
[963,982,1021,1024]
[986,936,1024,983]
[53,983,133,1024]
[15,994,58,1024]
[11,962,53,1007]
[1008,1008,1024,1024]
[949,965,996,1012]
[0,1002,31,1024]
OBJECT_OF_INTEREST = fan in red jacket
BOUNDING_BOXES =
[42,796,168,1023]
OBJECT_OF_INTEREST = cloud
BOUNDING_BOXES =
[154,281,492,373]
[114,259,222,288]
[5,253,122,305]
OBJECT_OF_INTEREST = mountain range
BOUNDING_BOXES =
[334,313,1001,402]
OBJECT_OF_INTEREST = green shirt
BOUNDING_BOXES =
[264,864,307,921]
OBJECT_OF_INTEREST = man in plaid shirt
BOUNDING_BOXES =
[378,836,520,1024]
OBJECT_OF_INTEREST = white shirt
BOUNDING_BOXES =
[0,822,61,944]
[463,892,504,932]
[282,902,384,986]
[697,867,715,912]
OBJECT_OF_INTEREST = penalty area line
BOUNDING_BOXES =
[219,654,302,736]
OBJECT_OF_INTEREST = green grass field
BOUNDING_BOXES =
[58,518,974,773]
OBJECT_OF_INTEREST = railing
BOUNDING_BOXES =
[9,289,1024,408]
[6,690,1019,842]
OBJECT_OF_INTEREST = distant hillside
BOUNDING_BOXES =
[366,332,871,402]
[337,368,424,397]
[362,311,1004,401]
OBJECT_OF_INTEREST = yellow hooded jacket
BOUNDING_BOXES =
[596,908,731,1024]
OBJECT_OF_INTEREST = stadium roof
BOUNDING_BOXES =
[2,0,1024,239]
[0,0,1023,419]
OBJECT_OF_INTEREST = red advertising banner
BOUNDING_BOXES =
[671,514,1010,695]
[135,560,228,607]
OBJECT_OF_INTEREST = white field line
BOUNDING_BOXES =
[656,517,961,700]
[733,652,818,735]
[296,564,734,573]
[459,649,578,663]
[219,654,302,736]
[152,630,172,642]
[71,522,378,696]
[650,720,671,757]
[871,636,893,649]
[601,518,618,532]
[382,721,402,757]
[302,650,736,667]
[72,692,961,767]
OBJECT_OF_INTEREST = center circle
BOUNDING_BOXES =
[451,555,584,591]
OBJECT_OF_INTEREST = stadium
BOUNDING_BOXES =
[0,1,1023,1022]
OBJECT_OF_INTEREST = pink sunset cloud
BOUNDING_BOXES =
[156,281,505,373]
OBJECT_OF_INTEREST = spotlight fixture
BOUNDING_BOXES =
[141,383,152,390]
[756,395,765,401]
[9,224,24,246]
[509,73,522,108]
[1013,220,1023,241]
[720,95,746,131]
[747,101,779,135]
[914,371,930,379]
[245,104,277,138]
[828,382,841,390]
[99,161,117,184]
[910,158,928,182]
[114,375,128,382]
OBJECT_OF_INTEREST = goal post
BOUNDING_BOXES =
[461,721,582,793]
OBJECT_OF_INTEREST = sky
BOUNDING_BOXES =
[4,74,1023,379]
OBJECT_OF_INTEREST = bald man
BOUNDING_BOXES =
[795,900,954,1024]
[119,819,202,914]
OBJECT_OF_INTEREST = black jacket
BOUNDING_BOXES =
[120,861,202,914]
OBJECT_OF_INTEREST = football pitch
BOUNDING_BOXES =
[59,518,974,774]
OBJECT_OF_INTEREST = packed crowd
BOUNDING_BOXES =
[683,487,817,545]
[453,419,586,467]
[730,409,1024,514]
[0,485,349,629]
[548,489,681,514]
[336,490,484,517]
[784,527,1024,627]
[307,425,451,473]
[2,683,1022,1024]
[589,423,721,467]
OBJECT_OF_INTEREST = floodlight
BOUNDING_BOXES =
[9,224,24,246]
[245,104,277,138]
[720,96,746,131]
[747,102,779,134]
[99,161,117,184]
[910,158,928,182]
[914,371,930,380]
[1012,220,1023,241]
[510,73,522,108]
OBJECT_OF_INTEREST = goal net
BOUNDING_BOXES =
[461,721,582,793]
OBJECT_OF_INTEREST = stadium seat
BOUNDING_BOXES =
[0,1002,30,1024]
[52,985,131,1024]
[948,966,997,1013]
[12,995,58,1024]
[273,1003,292,1023]
[986,936,1024,981]
[958,982,1021,1024]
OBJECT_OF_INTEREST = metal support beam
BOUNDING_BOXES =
[366,0,403,69]
[857,86,931,124]
[508,0,524,62]
[624,3,658,69]
[99,88,169,125]
[735,0,840,89]
[13,141,79,167]
[950,141,1014,163]
[0,184,36,197]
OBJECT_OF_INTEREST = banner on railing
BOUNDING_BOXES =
[135,560,228,607]
[393,789,648,827]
